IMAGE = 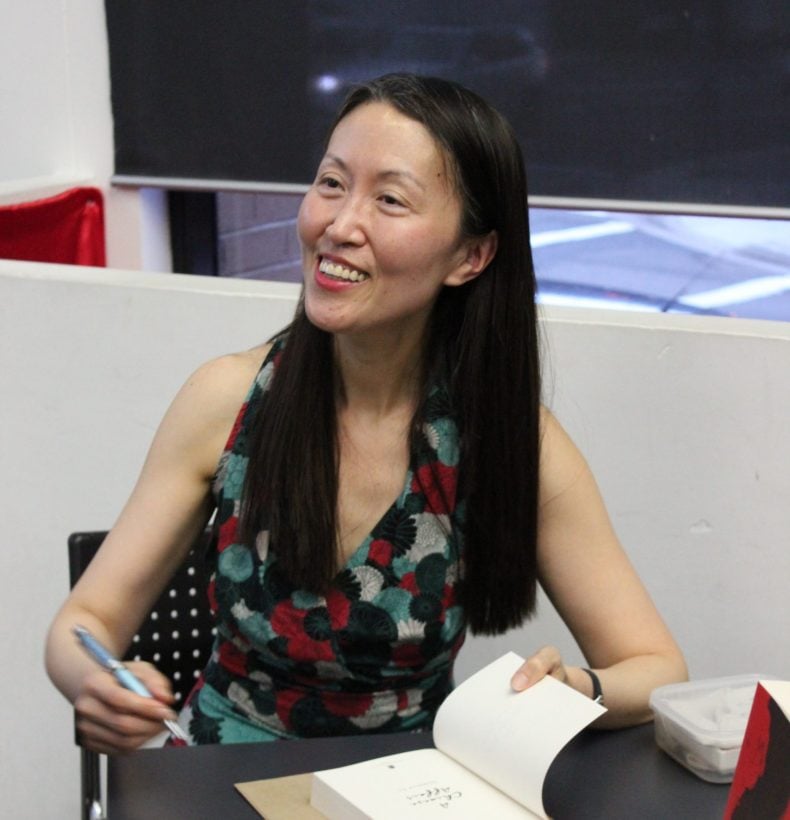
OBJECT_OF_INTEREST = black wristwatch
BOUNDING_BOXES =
[582,668,604,704]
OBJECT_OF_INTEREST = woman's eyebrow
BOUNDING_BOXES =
[321,153,426,192]
[378,169,427,192]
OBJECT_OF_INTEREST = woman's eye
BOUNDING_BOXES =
[318,176,342,190]
[380,194,404,207]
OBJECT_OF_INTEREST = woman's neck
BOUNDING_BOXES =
[333,326,425,418]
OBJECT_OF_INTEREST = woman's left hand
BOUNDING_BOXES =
[510,645,569,692]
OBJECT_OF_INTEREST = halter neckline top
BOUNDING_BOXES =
[180,338,467,743]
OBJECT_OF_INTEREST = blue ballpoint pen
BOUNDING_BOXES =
[73,624,189,742]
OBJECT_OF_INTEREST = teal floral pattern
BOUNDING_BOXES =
[177,339,466,744]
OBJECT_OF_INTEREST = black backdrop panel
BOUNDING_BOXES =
[105,1,790,210]
[105,2,311,184]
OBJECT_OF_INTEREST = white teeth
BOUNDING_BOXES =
[319,259,369,282]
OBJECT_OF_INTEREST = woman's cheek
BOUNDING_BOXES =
[296,192,323,246]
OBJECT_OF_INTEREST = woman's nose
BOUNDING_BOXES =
[324,198,366,246]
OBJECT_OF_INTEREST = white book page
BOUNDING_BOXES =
[761,679,790,720]
[312,748,537,819]
[433,652,606,819]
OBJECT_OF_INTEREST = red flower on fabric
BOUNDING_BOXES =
[391,642,424,667]
[368,539,393,566]
[326,588,351,630]
[321,690,374,718]
[412,462,457,514]
[217,516,238,552]
[271,600,335,662]
[275,689,301,727]
[218,639,249,677]
[400,572,420,596]
[270,599,306,637]
[227,401,248,448]
[441,582,457,612]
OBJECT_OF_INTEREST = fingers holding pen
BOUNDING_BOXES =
[75,663,178,753]
[72,626,182,752]
[124,660,178,706]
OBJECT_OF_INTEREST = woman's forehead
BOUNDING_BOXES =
[325,102,456,190]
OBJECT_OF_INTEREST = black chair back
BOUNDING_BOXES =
[67,529,215,819]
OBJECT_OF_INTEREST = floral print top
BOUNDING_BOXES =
[177,339,467,744]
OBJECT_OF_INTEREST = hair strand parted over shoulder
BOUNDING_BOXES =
[240,73,541,635]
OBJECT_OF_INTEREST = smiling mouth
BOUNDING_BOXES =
[319,258,370,282]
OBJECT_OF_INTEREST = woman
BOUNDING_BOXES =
[46,74,686,753]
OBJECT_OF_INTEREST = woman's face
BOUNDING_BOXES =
[298,101,480,341]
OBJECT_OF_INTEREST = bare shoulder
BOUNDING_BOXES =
[149,342,273,481]
[181,343,272,414]
[538,406,590,507]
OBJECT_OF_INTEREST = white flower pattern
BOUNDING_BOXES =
[353,565,385,601]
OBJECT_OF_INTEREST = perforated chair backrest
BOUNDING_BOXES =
[67,530,216,707]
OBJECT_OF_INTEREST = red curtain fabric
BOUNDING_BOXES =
[0,187,106,267]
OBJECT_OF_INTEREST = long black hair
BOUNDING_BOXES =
[240,74,541,635]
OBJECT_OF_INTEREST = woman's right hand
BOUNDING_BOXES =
[73,661,179,754]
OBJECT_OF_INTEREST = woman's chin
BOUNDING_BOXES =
[304,301,355,336]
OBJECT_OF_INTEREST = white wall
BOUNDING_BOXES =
[0,0,170,270]
[457,310,790,682]
[2,259,789,817]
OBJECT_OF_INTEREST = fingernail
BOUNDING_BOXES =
[512,672,529,691]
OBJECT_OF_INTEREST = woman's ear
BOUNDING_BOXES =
[444,230,498,287]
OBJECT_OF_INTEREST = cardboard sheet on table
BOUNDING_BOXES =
[235,772,324,819]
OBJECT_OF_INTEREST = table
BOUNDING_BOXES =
[108,724,730,819]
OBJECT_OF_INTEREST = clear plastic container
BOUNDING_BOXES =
[649,674,775,783]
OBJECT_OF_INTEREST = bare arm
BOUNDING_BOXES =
[45,347,267,751]
[511,410,687,727]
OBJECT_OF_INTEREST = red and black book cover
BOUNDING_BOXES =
[724,680,790,820]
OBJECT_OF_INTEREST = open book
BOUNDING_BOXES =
[309,652,606,819]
